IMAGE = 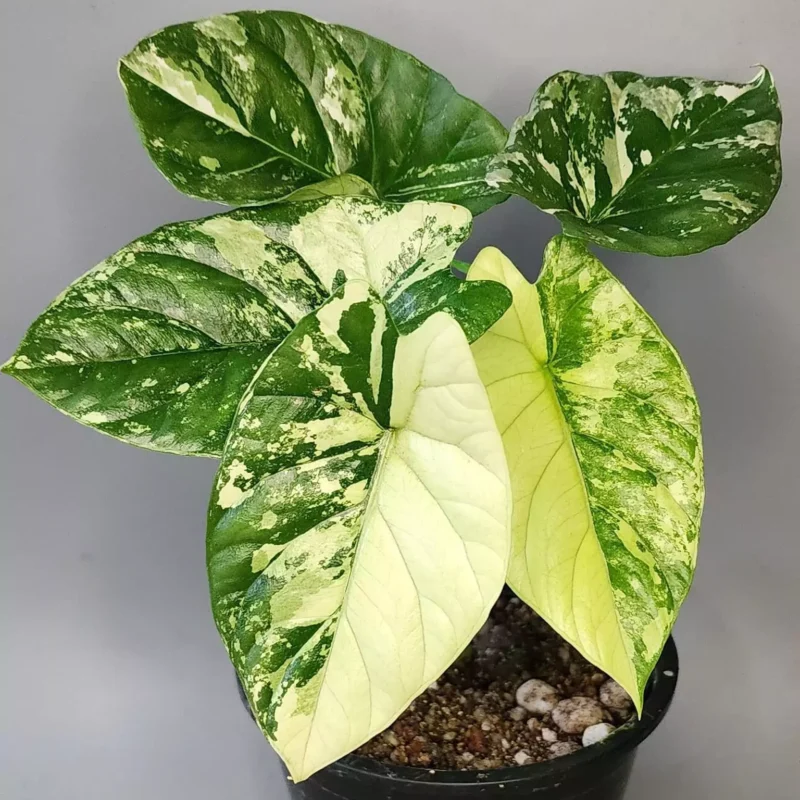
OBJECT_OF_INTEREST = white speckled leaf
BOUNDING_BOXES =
[120,11,507,213]
[208,283,511,781]
[468,237,703,709]
[489,68,781,255]
[3,198,510,455]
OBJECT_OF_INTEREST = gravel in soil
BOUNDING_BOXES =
[356,590,635,770]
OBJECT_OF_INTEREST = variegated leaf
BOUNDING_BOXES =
[207,282,511,780]
[488,68,781,255]
[3,198,510,456]
[468,237,703,709]
[120,11,507,213]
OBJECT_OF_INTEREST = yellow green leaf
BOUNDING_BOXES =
[468,236,703,709]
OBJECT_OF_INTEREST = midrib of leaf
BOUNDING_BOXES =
[498,256,634,688]
[330,26,444,198]
[395,443,483,599]
[517,348,637,684]
[230,298,407,747]
[211,155,284,177]
[541,352,696,687]
[292,428,393,772]
[387,175,488,198]
[8,339,271,370]
[6,247,310,373]
[262,21,343,179]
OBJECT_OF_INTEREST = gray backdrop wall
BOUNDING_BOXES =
[2,2,798,798]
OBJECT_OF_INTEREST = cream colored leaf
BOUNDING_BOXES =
[207,286,510,780]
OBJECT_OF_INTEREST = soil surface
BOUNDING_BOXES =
[356,590,635,770]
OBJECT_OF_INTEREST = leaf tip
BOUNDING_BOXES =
[749,64,771,84]
[1,353,19,376]
[466,245,510,278]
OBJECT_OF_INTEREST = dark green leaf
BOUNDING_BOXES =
[120,11,507,213]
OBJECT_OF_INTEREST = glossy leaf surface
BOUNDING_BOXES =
[488,68,781,255]
[3,198,509,455]
[120,11,507,212]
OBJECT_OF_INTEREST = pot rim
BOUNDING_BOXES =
[321,635,679,787]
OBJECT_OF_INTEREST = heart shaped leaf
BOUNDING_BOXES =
[468,237,703,708]
[207,282,510,780]
[3,198,510,456]
[488,68,781,255]
[120,11,507,213]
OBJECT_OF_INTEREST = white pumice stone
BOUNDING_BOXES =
[514,749,532,765]
[515,679,560,714]
[599,679,633,710]
[582,722,616,747]
[381,730,399,746]
[550,741,581,757]
[552,697,605,734]
[541,727,558,742]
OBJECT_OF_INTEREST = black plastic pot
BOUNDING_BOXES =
[238,636,678,800]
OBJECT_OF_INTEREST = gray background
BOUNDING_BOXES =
[2,1,798,798]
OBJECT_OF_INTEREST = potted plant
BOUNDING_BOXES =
[3,10,782,800]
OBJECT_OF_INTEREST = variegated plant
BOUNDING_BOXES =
[489,68,781,255]
[465,65,780,718]
[468,238,702,711]
[3,7,783,784]
[3,197,509,456]
[208,284,510,780]
[119,10,508,213]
